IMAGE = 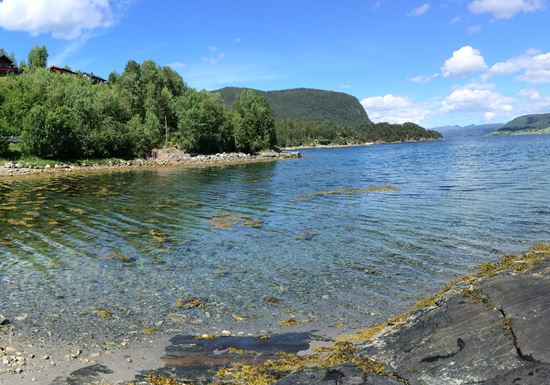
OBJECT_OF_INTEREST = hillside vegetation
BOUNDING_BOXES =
[215,87,371,127]
[497,113,550,134]
[0,46,277,160]
[216,87,442,147]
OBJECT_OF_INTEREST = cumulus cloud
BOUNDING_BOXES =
[484,49,550,84]
[407,3,430,16]
[409,73,439,83]
[441,83,514,121]
[518,88,541,99]
[361,94,429,124]
[441,46,488,78]
[468,0,545,19]
[0,0,129,39]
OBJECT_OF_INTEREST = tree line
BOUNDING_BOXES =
[0,46,276,160]
[275,119,442,147]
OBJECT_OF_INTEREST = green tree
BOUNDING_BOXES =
[128,114,158,157]
[231,90,276,153]
[22,105,80,159]
[0,119,9,156]
[27,45,48,69]
[173,90,230,153]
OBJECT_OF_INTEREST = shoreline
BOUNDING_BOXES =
[0,150,301,180]
[283,137,443,151]
[1,245,548,384]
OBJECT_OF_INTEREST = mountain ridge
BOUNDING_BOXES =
[497,113,550,134]
[213,87,371,127]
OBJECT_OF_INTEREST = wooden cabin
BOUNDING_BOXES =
[49,65,77,76]
[0,55,20,76]
[83,72,107,85]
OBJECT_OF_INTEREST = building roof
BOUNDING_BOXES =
[83,72,107,82]
[49,65,77,75]
[0,54,16,66]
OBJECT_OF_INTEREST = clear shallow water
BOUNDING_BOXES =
[1,135,550,342]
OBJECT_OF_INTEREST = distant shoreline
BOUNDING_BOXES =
[284,137,442,151]
[0,150,301,180]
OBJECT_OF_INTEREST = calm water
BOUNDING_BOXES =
[1,135,550,342]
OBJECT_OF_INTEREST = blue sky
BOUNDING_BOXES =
[0,0,549,127]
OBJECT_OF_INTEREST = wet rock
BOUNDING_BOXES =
[0,314,9,325]
[274,364,402,385]
[50,364,113,385]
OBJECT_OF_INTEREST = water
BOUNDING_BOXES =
[1,134,550,343]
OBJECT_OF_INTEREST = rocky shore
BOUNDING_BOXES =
[270,244,550,385]
[2,245,548,385]
[0,149,301,178]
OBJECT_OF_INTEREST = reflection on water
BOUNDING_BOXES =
[1,135,550,343]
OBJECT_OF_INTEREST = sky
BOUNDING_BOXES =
[0,0,549,128]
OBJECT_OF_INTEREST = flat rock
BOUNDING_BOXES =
[482,362,550,385]
[480,263,550,363]
[360,295,522,385]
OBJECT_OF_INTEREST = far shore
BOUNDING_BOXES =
[284,137,443,151]
[0,150,301,180]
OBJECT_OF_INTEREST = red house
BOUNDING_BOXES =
[0,55,20,76]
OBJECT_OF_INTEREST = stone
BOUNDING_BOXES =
[0,315,9,326]
[479,266,550,363]
[482,363,550,385]
[360,294,522,385]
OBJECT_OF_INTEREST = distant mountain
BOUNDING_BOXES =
[213,87,371,127]
[432,124,503,138]
[496,113,550,135]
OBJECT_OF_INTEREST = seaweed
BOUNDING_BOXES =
[294,186,400,201]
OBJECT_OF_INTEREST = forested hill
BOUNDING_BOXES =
[214,87,371,127]
[497,113,550,133]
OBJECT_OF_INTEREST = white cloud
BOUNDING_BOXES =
[50,32,98,65]
[441,83,514,121]
[484,111,497,120]
[407,3,430,16]
[203,53,226,65]
[468,0,545,19]
[409,73,439,83]
[361,94,429,124]
[485,49,550,83]
[167,62,188,70]
[518,88,541,99]
[467,25,482,34]
[0,0,129,39]
[441,46,488,78]
[450,16,462,24]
